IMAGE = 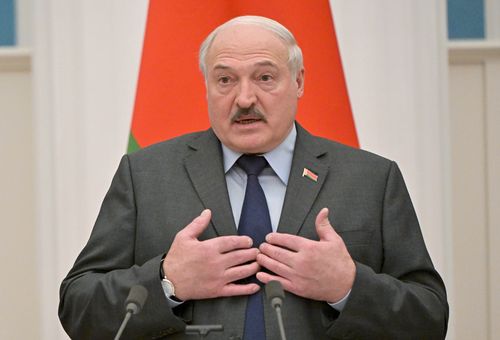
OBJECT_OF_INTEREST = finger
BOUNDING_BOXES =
[181,209,212,239]
[265,232,306,252]
[219,283,260,297]
[259,243,296,267]
[257,272,303,297]
[222,248,259,268]
[256,271,291,287]
[209,235,253,253]
[224,261,260,283]
[315,207,336,241]
[256,253,294,279]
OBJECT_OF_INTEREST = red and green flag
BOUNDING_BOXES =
[128,0,358,153]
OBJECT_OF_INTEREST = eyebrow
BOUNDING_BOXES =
[212,64,231,72]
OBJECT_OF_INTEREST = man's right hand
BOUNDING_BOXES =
[162,209,260,301]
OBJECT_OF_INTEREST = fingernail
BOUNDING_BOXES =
[322,208,330,224]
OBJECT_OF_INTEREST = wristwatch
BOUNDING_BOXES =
[160,258,176,298]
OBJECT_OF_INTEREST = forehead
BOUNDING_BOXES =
[206,24,289,69]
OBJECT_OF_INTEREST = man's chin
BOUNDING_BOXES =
[229,138,280,154]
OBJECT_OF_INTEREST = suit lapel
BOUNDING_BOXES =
[184,125,329,237]
[184,129,237,237]
[277,124,329,235]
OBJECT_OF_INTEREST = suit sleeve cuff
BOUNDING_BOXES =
[328,289,351,311]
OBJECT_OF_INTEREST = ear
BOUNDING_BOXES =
[296,68,305,98]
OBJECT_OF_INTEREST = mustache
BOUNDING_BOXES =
[231,106,266,123]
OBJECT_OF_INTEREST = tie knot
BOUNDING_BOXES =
[237,155,268,176]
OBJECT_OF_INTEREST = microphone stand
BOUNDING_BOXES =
[185,325,224,339]
[266,281,287,340]
[273,304,287,340]
[114,311,132,340]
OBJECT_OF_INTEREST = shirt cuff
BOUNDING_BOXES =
[328,289,351,311]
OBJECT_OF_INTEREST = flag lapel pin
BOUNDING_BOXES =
[302,168,318,182]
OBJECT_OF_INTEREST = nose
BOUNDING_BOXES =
[235,80,257,109]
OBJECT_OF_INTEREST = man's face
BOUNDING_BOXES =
[205,24,304,154]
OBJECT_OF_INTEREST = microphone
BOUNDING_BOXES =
[114,285,148,340]
[266,281,287,340]
[125,285,148,314]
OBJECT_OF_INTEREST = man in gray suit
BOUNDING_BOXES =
[59,16,448,339]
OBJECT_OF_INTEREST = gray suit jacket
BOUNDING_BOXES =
[59,124,448,339]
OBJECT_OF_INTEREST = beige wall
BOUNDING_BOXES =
[448,42,500,340]
[0,48,40,339]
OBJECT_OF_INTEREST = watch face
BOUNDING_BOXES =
[162,279,175,297]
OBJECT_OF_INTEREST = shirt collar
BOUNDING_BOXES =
[221,123,297,185]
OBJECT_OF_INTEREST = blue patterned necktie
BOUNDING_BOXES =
[237,155,272,340]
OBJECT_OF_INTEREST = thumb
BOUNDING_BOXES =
[182,209,212,239]
[315,208,336,241]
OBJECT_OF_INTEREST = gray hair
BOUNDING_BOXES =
[199,15,304,79]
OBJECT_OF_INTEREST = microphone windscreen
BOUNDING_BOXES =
[266,280,285,302]
[125,285,148,312]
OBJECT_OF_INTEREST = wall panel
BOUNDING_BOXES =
[0,48,39,339]
[449,42,500,340]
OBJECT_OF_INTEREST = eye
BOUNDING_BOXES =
[218,76,232,85]
[260,74,273,82]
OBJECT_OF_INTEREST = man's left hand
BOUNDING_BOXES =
[256,208,355,303]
